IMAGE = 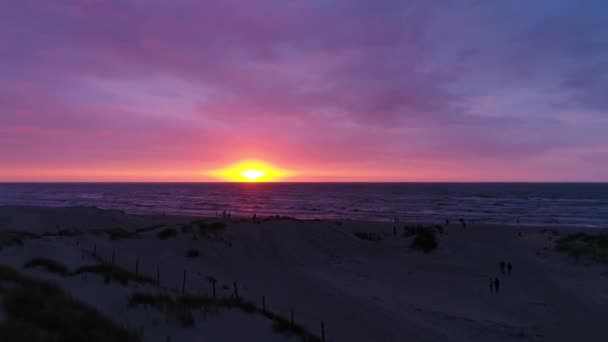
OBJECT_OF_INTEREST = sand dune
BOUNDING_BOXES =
[0,205,606,341]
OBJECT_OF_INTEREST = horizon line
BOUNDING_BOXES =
[1,181,608,184]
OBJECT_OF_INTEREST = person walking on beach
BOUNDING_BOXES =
[494,278,500,293]
[499,261,505,274]
[507,262,512,275]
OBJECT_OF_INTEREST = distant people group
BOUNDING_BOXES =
[490,261,513,294]
[221,210,232,220]
[499,260,513,275]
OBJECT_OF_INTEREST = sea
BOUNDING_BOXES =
[0,183,607,228]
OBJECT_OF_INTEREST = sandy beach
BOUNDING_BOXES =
[0,205,606,341]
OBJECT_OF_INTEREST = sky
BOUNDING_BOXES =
[1,0,607,182]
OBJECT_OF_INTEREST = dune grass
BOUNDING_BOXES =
[0,264,140,342]
[21,256,156,286]
[103,227,138,240]
[196,221,227,236]
[354,232,382,241]
[74,264,156,286]
[128,292,321,341]
[135,224,165,233]
[24,257,70,276]
[0,231,29,250]
[555,232,608,263]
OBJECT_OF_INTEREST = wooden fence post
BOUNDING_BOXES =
[233,282,239,301]
[321,320,326,342]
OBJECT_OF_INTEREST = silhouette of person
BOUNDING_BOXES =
[499,261,505,274]
[507,262,512,275]
[494,278,500,293]
[253,213,257,223]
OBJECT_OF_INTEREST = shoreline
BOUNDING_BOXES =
[2,204,605,230]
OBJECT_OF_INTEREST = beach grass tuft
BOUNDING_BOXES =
[24,257,70,276]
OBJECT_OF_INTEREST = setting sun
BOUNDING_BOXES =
[208,160,294,182]
[240,169,266,181]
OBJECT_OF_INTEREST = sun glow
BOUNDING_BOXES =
[208,160,293,182]
[240,169,266,181]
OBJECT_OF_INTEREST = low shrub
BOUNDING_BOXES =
[186,248,200,258]
[555,233,608,263]
[157,228,177,240]
[410,228,438,253]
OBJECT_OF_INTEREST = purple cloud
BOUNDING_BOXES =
[0,0,607,180]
